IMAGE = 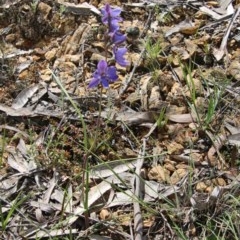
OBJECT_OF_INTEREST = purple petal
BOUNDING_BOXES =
[97,60,107,74]
[109,21,119,32]
[101,4,121,17]
[101,15,109,24]
[101,77,109,88]
[110,31,126,44]
[107,66,118,81]
[114,47,129,67]
[111,8,122,17]
[102,18,121,32]
[105,4,111,13]
[88,77,100,88]
[101,4,110,16]
[101,4,122,26]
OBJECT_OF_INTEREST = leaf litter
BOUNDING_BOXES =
[0,0,240,239]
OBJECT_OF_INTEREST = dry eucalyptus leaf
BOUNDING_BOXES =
[15,60,32,74]
[106,190,134,207]
[82,179,112,208]
[167,113,196,123]
[89,235,112,240]
[0,104,35,117]
[165,18,197,37]
[11,84,39,109]
[57,0,100,15]
[29,228,78,239]
[116,111,158,125]
[200,2,234,20]
[228,133,240,147]
[144,181,160,199]
[89,160,138,179]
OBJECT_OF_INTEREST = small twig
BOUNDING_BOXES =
[133,138,146,240]
[82,153,90,229]
[144,122,158,139]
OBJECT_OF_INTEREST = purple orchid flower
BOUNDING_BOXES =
[101,4,122,32]
[88,4,128,88]
[113,46,129,67]
[88,60,118,88]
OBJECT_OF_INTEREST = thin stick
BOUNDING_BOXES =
[133,138,146,240]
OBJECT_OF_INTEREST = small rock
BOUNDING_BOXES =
[170,168,187,184]
[205,186,213,193]
[45,48,58,61]
[40,69,52,82]
[38,2,52,20]
[5,34,16,43]
[34,48,47,55]
[217,178,227,186]
[228,60,240,81]
[32,55,41,61]
[196,182,208,192]
[167,142,184,155]
[99,209,111,220]
[123,147,137,157]
[64,54,81,63]
[148,165,170,182]
[53,60,77,71]
[176,163,190,169]
[41,74,52,82]
[18,70,29,80]
[15,39,27,48]
[90,53,105,62]
[164,163,176,172]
